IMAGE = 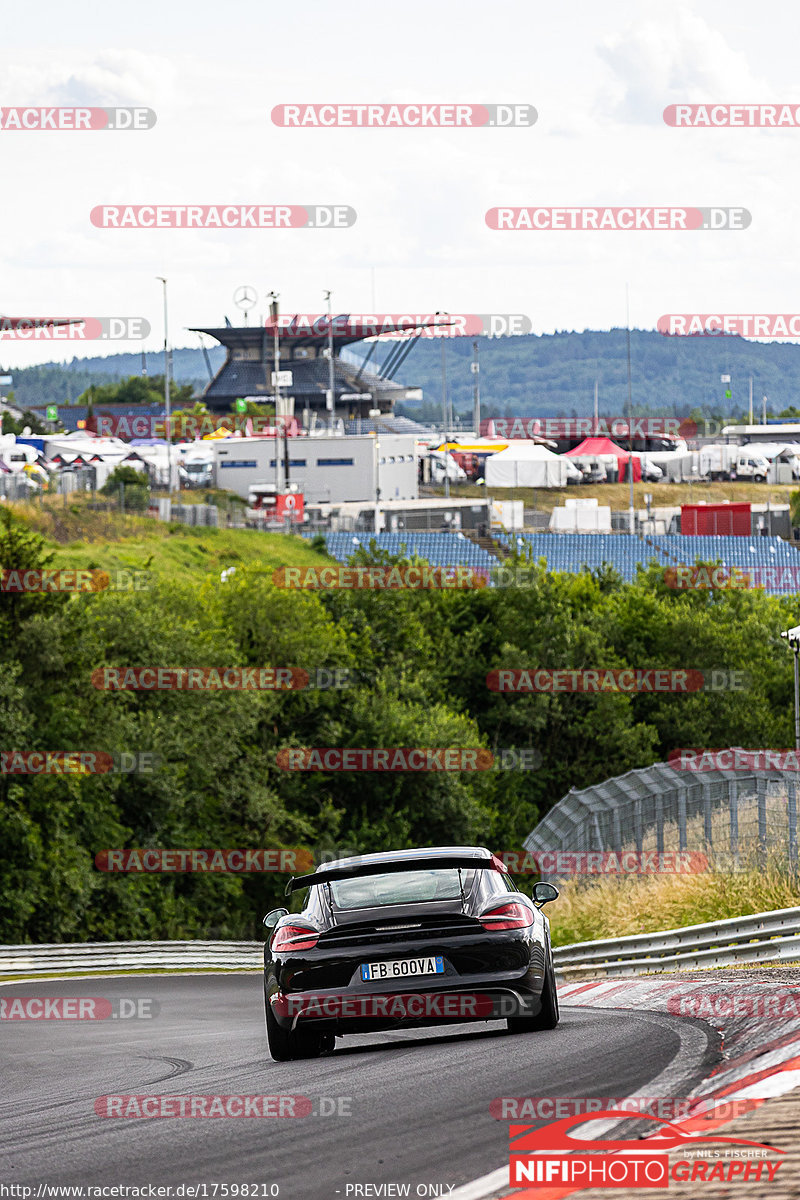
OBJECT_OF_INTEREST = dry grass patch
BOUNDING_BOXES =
[549,864,800,947]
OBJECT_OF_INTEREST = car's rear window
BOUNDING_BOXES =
[328,868,471,910]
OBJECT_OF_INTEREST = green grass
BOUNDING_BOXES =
[8,499,330,580]
[549,864,800,947]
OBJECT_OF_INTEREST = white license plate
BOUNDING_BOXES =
[360,955,444,982]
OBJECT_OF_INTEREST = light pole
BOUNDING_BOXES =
[324,289,335,430]
[436,311,449,498]
[155,277,173,503]
[781,626,800,752]
[471,340,480,433]
[268,292,281,496]
[625,287,634,535]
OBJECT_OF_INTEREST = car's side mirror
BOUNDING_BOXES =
[263,907,288,929]
[532,882,559,908]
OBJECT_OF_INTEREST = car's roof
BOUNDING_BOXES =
[321,846,494,872]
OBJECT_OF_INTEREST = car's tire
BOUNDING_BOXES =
[265,991,324,1062]
[507,956,559,1033]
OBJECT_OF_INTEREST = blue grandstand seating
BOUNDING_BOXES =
[304,531,800,595]
[495,532,800,594]
[304,531,499,572]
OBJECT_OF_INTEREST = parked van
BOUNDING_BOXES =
[731,451,770,482]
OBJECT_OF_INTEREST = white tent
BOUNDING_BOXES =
[484,441,580,488]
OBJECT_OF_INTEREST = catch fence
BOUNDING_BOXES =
[525,757,800,878]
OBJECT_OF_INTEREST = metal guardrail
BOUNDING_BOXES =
[552,905,800,975]
[3,908,800,979]
[0,941,262,976]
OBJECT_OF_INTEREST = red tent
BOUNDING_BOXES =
[565,436,641,482]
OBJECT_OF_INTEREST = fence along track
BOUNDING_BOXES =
[4,910,800,979]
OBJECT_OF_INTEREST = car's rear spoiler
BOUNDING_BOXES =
[285,852,507,896]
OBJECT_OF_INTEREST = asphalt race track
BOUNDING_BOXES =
[0,975,717,1199]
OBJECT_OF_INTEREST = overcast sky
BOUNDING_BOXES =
[2,0,799,368]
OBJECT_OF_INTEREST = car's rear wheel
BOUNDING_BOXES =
[507,956,559,1033]
[265,991,326,1061]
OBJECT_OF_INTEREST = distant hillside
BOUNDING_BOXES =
[5,329,800,418]
[4,347,225,409]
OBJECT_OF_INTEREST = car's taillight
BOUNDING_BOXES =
[479,902,534,931]
[271,923,319,952]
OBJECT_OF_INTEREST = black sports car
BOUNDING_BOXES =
[262,845,559,1061]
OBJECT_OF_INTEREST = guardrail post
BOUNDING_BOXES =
[677,794,687,852]
[729,779,739,866]
[757,777,768,867]
[789,781,798,873]
[702,779,713,854]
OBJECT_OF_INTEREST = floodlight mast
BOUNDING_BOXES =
[781,626,800,752]
[156,277,172,504]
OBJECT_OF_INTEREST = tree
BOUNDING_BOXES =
[100,464,150,510]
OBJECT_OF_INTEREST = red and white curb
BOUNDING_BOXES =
[452,975,800,1200]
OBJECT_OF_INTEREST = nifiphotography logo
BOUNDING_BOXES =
[508,1110,784,1188]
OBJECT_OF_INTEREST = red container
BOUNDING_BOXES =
[681,502,751,536]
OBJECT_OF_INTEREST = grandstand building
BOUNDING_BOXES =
[189,321,422,421]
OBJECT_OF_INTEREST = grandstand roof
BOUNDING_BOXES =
[190,324,419,415]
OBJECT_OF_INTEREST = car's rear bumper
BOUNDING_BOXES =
[265,973,546,1034]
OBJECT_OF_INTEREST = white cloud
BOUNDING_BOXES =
[2,49,177,107]
[598,7,763,123]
